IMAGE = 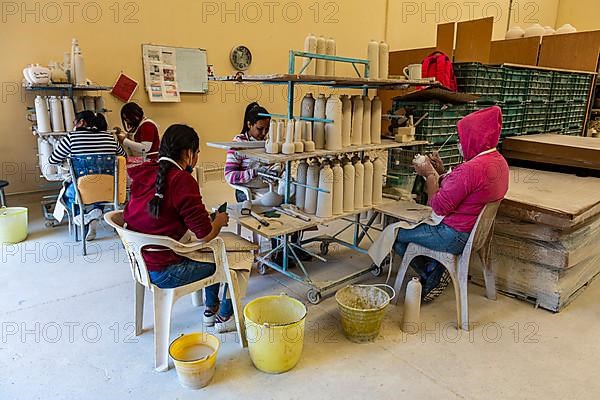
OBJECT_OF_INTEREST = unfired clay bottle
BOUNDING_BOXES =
[379,41,389,79]
[302,33,317,75]
[371,96,382,145]
[304,121,315,151]
[316,160,333,218]
[296,159,309,210]
[314,94,327,149]
[363,156,374,207]
[294,119,304,153]
[301,93,315,119]
[372,157,384,205]
[316,36,327,76]
[265,119,279,154]
[367,39,380,79]
[276,119,285,145]
[341,95,352,147]
[402,277,422,333]
[343,157,355,212]
[353,156,364,209]
[332,158,344,215]
[351,95,363,145]
[305,159,321,215]
[282,120,295,155]
[325,37,336,76]
[362,95,372,145]
[49,96,65,132]
[325,94,342,151]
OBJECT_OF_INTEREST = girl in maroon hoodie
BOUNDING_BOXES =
[124,124,235,333]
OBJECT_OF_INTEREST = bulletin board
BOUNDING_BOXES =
[142,44,208,102]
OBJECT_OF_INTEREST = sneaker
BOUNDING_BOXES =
[73,208,102,226]
[422,266,452,303]
[85,220,98,241]
[203,306,219,327]
[214,314,237,333]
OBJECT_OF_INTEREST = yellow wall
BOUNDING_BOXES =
[1,0,387,194]
[556,0,600,31]
[386,0,560,50]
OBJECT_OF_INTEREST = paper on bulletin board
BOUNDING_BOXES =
[142,45,181,103]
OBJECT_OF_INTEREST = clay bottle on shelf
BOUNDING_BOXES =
[325,37,336,76]
[276,119,285,146]
[363,156,374,207]
[301,93,315,119]
[332,158,344,215]
[353,156,364,209]
[372,157,385,205]
[62,97,75,132]
[314,94,327,149]
[282,119,296,155]
[367,39,380,79]
[265,119,278,154]
[342,157,355,212]
[362,95,372,145]
[49,96,65,132]
[34,96,51,133]
[351,95,363,145]
[294,119,304,153]
[379,41,389,79]
[316,160,334,218]
[304,121,315,151]
[302,33,317,75]
[84,96,95,111]
[316,36,327,76]
[73,96,85,113]
[295,159,309,210]
[371,96,382,145]
[325,94,342,151]
[305,159,321,215]
[341,95,352,147]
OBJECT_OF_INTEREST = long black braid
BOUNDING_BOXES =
[148,124,200,218]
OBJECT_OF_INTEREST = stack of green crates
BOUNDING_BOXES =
[454,63,504,102]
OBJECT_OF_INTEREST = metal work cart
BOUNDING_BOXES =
[212,50,435,303]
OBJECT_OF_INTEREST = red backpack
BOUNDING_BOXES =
[421,51,457,92]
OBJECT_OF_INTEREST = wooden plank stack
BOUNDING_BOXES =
[471,167,600,311]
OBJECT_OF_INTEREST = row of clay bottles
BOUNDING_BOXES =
[295,155,385,218]
[302,33,336,76]
[367,40,389,79]
[300,93,382,152]
[265,118,315,155]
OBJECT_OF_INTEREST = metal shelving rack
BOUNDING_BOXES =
[24,83,113,227]
[215,50,435,303]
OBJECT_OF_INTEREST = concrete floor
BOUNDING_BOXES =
[2,179,600,400]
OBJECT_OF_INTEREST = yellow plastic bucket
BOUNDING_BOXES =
[169,333,220,389]
[335,285,396,343]
[244,295,307,374]
[0,207,28,244]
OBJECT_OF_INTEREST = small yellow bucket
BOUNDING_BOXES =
[169,333,220,389]
[0,207,28,244]
[335,284,396,343]
[244,294,307,374]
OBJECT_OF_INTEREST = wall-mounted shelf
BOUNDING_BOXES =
[23,83,112,91]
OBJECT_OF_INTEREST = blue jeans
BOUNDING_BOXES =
[149,259,233,317]
[394,223,470,275]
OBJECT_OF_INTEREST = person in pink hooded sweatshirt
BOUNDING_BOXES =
[393,106,509,302]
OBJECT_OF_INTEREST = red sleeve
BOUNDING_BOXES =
[135,121,159,144]
[430,166,473,216]
[170,170,213,239]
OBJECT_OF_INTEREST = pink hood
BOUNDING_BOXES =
[457,106,502,160]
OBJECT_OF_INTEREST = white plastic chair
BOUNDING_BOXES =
[392,200,502,331]
[104,210,247,372]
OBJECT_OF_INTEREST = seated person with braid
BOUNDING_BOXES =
[124,124,236,333]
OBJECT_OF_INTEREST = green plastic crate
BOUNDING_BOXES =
[392,102,471,145]
[503,68,530,102]
[570,74,594,102]
[454,63,504,102]
[545,102,569,132]
[500,102,525,137]
[527,70,553,102]
[566,101,587,129]
[523,101,548,134]
[550,72,572,102]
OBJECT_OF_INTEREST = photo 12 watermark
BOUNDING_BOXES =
[1,1,140,24]
[200,1,340,24]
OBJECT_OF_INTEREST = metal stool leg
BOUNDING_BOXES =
[0,189,6,207]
